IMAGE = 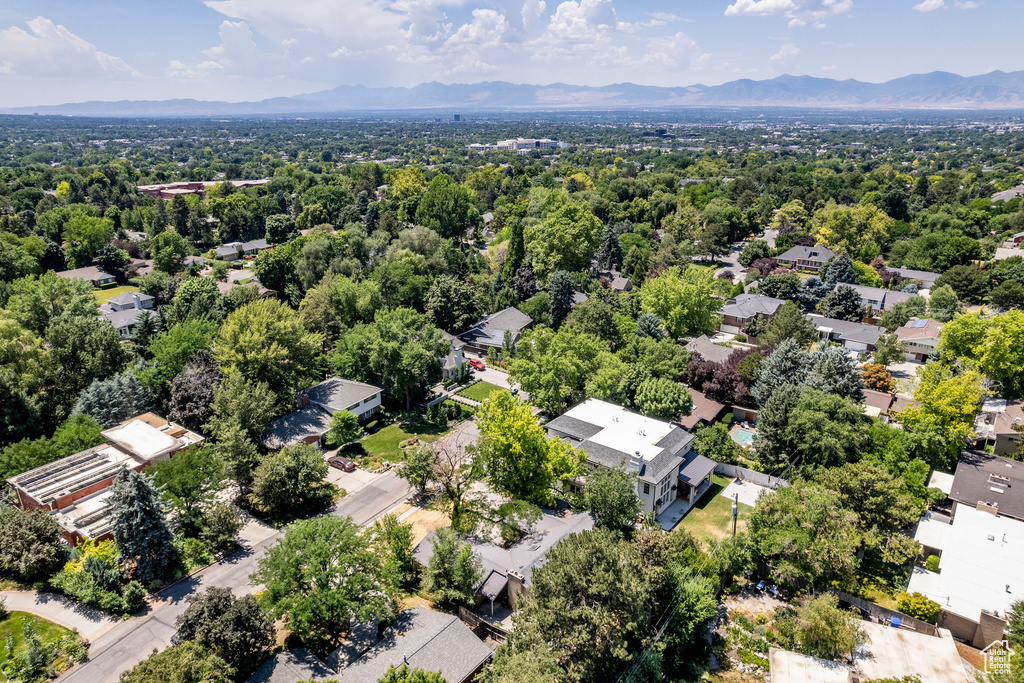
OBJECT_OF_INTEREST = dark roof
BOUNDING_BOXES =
[775,245,834,264]
[862,389,896,414]
[244,239,271,250]
[413,510,594,592]
[721,293,785,320]
[302,376,382,413]
[338,607,492,683]
[677,389,726,430]
[262,406,332,450]
[246,648,335,683]
[806,314,882,345]
[458,306,533,348]
[545,414,604,441]
[848,284,914,310]
[678,451,717,485]
[949,450,1024,522]
[683,335,733,364]
[892,267,940,285]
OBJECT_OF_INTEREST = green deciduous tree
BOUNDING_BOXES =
[150,231,190,274]
[424,275,478,334]
[507,326,609,415]
[151,446,225,535]
[251,515,394,653]
[378,664,446,683]
[108,468,178,583]
[119,641,234,683]
[248,443,333,519]
[633,376,693,421]
[422,527,483,605]
[788,594,865,660]
[526,202,602,279]
[6,271,96,335]
[0,507,68,581]
[573,464,640,538]
[639,266,722,339]
[215,298,323,399]
[476,390,584,506]
[759,301,818,347]
[415,174,480,240]
[897,364,985,462]
[325,410,363,449]
[927,284,960,322]
[209,370,279,443]
[174,587,275,679]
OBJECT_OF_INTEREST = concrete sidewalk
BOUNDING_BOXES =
[0,591,119,640]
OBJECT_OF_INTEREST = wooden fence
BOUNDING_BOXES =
[459,605,509,644]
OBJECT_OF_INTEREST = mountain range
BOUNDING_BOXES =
[8,70,1024,117]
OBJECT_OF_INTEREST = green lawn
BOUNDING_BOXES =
[456,380,507,403]
[0,611,80,673]
[679,475,752,544]
[351,420,450,464]
[93,285,139,304]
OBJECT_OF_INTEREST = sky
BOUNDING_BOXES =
[0,0,1019,107]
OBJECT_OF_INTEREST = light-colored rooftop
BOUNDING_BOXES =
[769,647,851,683]
[561,399,675,461]
[852,621,969,683]
[928,470,955,496]
[102,419,189,460]
[8,444,141,507]
[54,489,115,540]
[908,505,1024,623]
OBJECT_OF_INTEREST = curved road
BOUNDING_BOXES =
[59,470,412,683]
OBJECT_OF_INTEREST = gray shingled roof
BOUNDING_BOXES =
[106,292,154,307]
[101,307,145,331]
[338,607,492,683]
[302,377,382,413]
[246,648,335,683]
[848,284,914,311]
[949,450,1024,522]
[806,314,882,345]
[261,406,332,450]
[545,414,604,442]
[892,267,939,285]
[775,244,834,264]
[721,293,785,320]
[678,451,716,485]
[684,335,734,364]
[458,306,533,348]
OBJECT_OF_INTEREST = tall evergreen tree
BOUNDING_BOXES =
[502,219,526,280]
[548,270,575,330]
[108,468,177,583]
[596,223,623,271]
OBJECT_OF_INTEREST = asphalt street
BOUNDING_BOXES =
[58,469,412,683]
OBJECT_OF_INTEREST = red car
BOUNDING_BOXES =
[328,456,356,472]
[469,359,485,371]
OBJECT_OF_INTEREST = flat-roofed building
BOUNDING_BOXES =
[6,413,204,543]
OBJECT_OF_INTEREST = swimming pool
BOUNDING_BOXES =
[732,428,757,446]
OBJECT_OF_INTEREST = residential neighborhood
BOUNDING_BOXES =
[3,53,1024,683]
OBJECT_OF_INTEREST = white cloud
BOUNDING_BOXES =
[821,64,837,70]
[724,0,852,28]
[954,0,978,8]
[643,32,711,70]
[546,0,619,42]
[0,16,140,79]
[913,0,944,10]
[769,42,800,60]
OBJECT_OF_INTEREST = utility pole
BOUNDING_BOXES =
[731,493,738,539]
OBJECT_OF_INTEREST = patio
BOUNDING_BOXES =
[657,476,713,531]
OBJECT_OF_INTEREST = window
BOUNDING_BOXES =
[643,483,650,495]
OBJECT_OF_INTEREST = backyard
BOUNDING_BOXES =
[456,380,508,403]
[680,475,753,544]
[93,285,139,304]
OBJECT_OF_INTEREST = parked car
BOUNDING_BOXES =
[469,359,485,370]
[328,456,356,472]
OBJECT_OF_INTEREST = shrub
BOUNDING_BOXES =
[174,537,214,572]
[50,569,127,614]
[897,592,941,623]
[924,555,940,572]
[122,581,147,613]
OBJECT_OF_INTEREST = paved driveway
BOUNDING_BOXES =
[0,591,119,640]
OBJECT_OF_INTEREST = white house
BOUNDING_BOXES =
[546,399,715,525]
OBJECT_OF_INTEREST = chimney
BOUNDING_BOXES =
[132,292,141,310]
[629,450,644,472]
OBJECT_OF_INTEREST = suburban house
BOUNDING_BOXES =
[546,399,715,525]
[414,510,593,614]
[847,284,914,314]
[993,246,1024,262]
[974,398,1024,456]
[6,414,203,543]
[596,270,633,291]
[861,389,897,419]
[241,238,271,256]
[136,179,270,200]
[458,306,534,355]
[891,267,940,290]
[99,291,155,339]
[336,607,492,683]
[806,314,882,352]
[55,265,116,287]
[215,242,245,261]
[441,331,467,382]
[1008,230,1024,247]
[247,649,336,683]
[774,244,834,272]
[677,389,727,431]
[908,450,1024,647]
[991,184,1024,203]
[215,280,276,298]
[262,377,383,450]
[895,317,943,362]
[719,293,786,335]
[684,335,734,364]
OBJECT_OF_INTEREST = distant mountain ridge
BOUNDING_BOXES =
[9,70,1024,116]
